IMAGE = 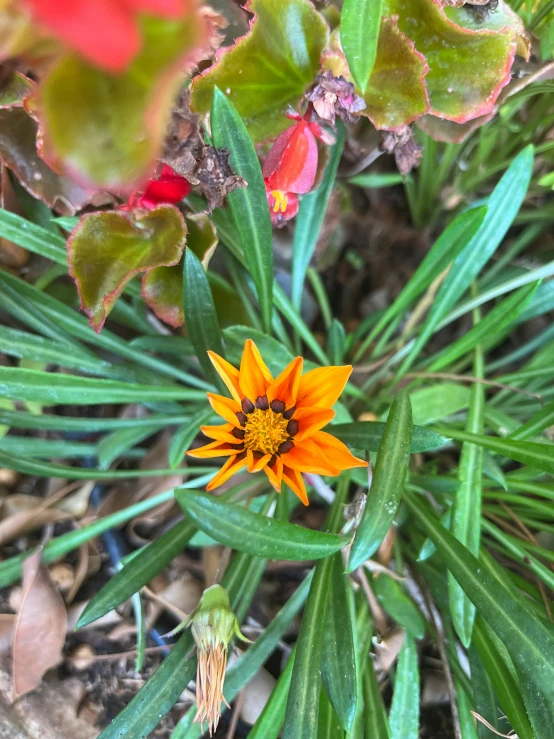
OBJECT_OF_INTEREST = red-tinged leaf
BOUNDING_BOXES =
[191,0,329,143]
[0,108,100,214]
[142,212,217,327]
[0,72,34,108]
[416,112,492,144]
[31,8,213,188]
[68,205,187,331]
[387,0,518,124]
[13,548,67,699]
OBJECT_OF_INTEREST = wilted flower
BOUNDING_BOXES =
[172,584,249,736]
[122,164,191,210]
[306,71,366,127]
[381,126,423,176]
[24,0,190,73]
[187,340,367,504]
[262,112,332,226]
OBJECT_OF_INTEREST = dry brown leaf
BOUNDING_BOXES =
[12,548,67,699]
[0,615,15,655]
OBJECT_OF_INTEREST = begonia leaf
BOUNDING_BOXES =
[32,10,210,188]
[0,108,97,214]
[386,0,518,124]
[0,71,34,108]
[68,205,187,331]
[191,0,329,142]
[142,212,217,327]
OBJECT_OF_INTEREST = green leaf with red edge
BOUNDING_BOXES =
[142,212,218,327]
[68,205,187,332]
[191,0,329,143]
[0,108,98,214]
[324,19,429,130]
[386,0,518,124]
[32,10,210,188]
[0,72,34,108]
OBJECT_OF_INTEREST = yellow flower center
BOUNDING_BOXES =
[271,190,288,213]
[243,407,290,456]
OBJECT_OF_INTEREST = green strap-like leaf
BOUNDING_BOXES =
[182,247,226,388]
[404,491,554,739]
[249,648,296,739]
[372,574,426,640]
[362,653,390,739]
[291,124,345,311]
[211,87,273,333]
[176,489,348,561]
[341,0,384,94]
[168,407,215,469]
[322,552,357,730]
[389,633,420,739]
[77,519,197,628]
[282,555,333,739]
[348,391,413,571]
[332,420,447,453]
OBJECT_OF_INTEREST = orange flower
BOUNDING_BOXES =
[187,340,367,505]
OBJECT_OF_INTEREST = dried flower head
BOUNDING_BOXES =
[306,71,366,128]
[187,339,367,504]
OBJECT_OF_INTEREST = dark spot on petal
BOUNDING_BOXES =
[270,399,286,413]
[283,406,296,420]
[278,440,294,455]
[253,450,264,459]
[236,411,247,426]
[286,419,299,436]
[231,443,245,450]
[255,395,269,410]
[232,428,245,439]
[237,451,247,461]
[241,398,255,414]
[269,454,277,467]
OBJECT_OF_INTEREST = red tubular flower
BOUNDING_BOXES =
[125,164,191,210]
[263,113,331,226]
[24,0,189,73]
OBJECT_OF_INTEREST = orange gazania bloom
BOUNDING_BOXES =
[187,340,367,505]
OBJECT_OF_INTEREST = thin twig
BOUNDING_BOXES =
[404,372,543,404]
[225,689,245,739]
[471,711,517,738]
[354,567,388,634]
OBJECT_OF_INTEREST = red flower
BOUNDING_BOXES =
[123,164,191,210]
[24,0,189,73]
[263,113,331,226]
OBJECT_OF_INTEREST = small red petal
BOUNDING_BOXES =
[25,0,140,73]
[264,122,318,194]
[127,164,191,209]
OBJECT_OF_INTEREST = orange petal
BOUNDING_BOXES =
[247,449,271,472]
[207,393,242,427]
[266,356,303,405]
[208,351,242,402]
[264,458,283,492]
[292,406,335,441]
[282,465,308,506]
[296,366,352,409]
[200,423,238,444]
[239,339,273,401]
[283,437,341,476]
[206,454,248,491]
[311,431,368,471]
[186,440,242,459]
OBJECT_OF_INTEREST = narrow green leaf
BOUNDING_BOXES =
[372,575,426,640]
[211,87,273,332]
[0,409,194,432]
[389,633,419,739]
[354,206,487,362]
[318,686,343,739]
[434,426,554,476]
[0,436,140,460]
[322,553,357,730]
[508,399,554,441]
[291,124,345,311]
[168,407,214,469]
[348,391,413,571]
[405,383,470,426]
[0,208,66,263]
[283,555,333,739]
[398,146,534,377]
[348,172,404,188]
[77,520,196,628]
[182,247,225,387]
[473,618,535,739]
[404,491,554,739]
[176,489,348,561]
[449,318,485,647]
[332,421,447,453]
[341,0,384,94]
[363,652,391,739]
[0,367,206,405]
[482,451,507,490]
[98,426,156,470]
[428,283,539,372]
[468,642,504,739]
[249,648,295,739]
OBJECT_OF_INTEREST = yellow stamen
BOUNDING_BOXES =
[271,190,288,213]
[243,407,290,456]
